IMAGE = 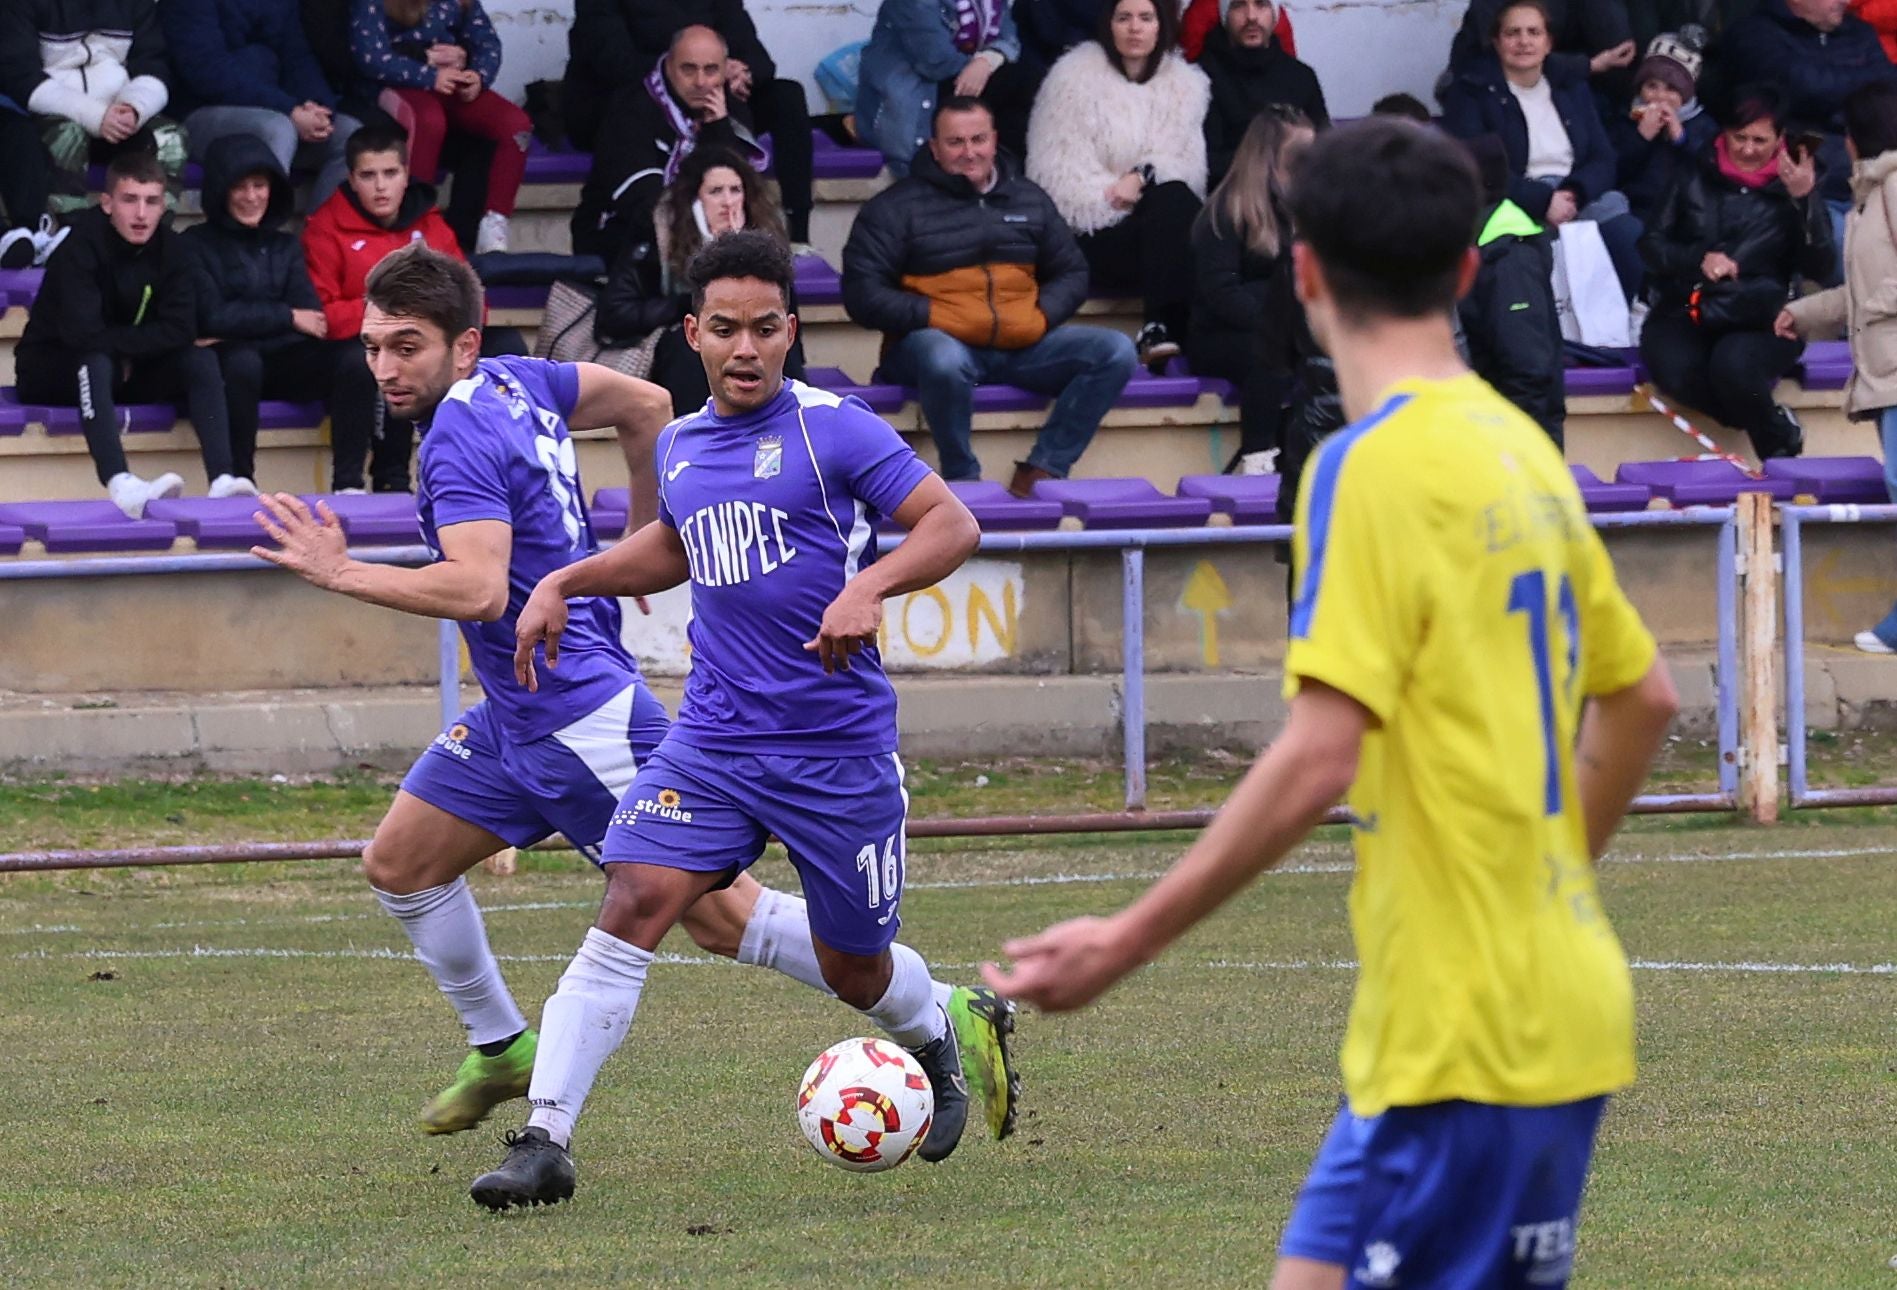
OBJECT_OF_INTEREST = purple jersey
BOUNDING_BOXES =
[655,379,933,755]
[417,355,647,743]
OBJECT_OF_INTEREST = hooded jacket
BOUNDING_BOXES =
[18,204,196,362]
[1785,147,1897,417]
[1198,26,1329,186]
[1460,199,1565,442]
[183,133,321,348]
[0,0,171,135]
[842,145,1089,350]
[1639,139,1836,328]
[300,175,462,338]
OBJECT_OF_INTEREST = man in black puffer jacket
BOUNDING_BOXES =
[184,133,381,494]
[1200,0,1330,186]
[843,96,1134,495]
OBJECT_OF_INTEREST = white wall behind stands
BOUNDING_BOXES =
[482,0,1466,121]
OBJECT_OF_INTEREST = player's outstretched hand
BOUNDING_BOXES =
[805,585,882,674]
[251,493,350,589]
[981,915,1141,1013]
[514,577,572,692]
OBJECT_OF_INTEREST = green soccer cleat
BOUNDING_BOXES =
[948,986,1021,1141]
[420,1030,537,1135]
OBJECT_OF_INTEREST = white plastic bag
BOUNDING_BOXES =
[1551,220,1631,349]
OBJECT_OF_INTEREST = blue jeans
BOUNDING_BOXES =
[184,105,363,207]
[881,325,1136,481]
[1873,407,1897,647]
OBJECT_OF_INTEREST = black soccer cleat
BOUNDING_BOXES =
[469,1127,576,1211]
[906,1020,970,1164]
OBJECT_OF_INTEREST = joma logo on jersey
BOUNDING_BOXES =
[679,500,797,588]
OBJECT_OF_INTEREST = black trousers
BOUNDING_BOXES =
[934,60,1040,167]
[1639,309,1804,457]
[1187,327,1289,459]
[651,323,807,417]
[1077,181,1200,338]
[750,78,812,242]
[356,327,530,491]
[214,337,378,488]
[0,107,50,231]
[17,344,230,485]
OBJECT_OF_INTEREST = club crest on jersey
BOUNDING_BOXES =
[754,434,783,479]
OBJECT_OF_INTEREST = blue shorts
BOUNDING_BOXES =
[601,739,910,957]
[400,683,671,862]
[1279,1096,1608,1288]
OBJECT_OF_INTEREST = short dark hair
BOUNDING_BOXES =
[1845,81,1897,161]
[105,151,167,192]
[1095,0,1180,84]
[346,121,409,169]
[686,228,795,313]
[1372,92,1433,124]
[364,243,482,340]
[932,94,995,136]
[1286,118,1480,323]
[1724,84,1789,136]
[1464,133,1511,205]
[1490,0,1551,39]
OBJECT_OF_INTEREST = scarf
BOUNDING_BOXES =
[1715,133,1781,190]
[951,0,1006,54]
[641,62,772,187]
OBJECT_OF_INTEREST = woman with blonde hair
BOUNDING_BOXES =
[1186,106,1314,471]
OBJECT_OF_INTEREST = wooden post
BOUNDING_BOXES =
[1738,492,1780,824]
[482,847,518,876]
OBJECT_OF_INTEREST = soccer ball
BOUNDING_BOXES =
[795,1037,934,1173]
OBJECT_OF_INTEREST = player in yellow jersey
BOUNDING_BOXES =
[983,118,1681,1289]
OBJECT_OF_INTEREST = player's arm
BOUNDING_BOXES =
[251,494,511,621]
[983,681,1366,1013]
[512,519,691,690]
[1575,658,1680,860]
[567,363,673,529]
[805,474,980,674]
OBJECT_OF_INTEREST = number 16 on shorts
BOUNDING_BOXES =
[856,832,905,926]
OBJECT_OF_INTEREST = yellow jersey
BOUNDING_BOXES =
[1285,373,1657,1117]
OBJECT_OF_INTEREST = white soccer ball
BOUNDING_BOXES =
[795,1037,934,1173]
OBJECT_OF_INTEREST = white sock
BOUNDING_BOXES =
[864,941,947,1049]
[737,888,956,1020]
[526,926,652,1148]
[374,879,526,1048]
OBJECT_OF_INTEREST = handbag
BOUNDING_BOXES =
[533,280,664,380]
[1550,221,1632,349]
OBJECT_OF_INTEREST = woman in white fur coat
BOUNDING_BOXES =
[1027,0,1210,370]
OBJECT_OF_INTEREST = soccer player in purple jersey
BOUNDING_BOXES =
[471,230,989,1209]
[251,244,1016,1150]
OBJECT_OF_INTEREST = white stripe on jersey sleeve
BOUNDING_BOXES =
[443,371,488,407]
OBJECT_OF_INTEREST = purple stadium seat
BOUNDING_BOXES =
[946,479,1064,530]
[811,131,887,180]
[804,367,907,413]
[485,283,553,311]
[0,268,42,306]
[30,401,177,435]
[590,487,629,539]
[1569,464,1651,512]
[0,522,23,555]
[1176,473,1281,523]
[1033,477,1215,528]
[144,496,273,549]
[258,401,324,429]
[1799,340,1853,392]
[522,144,593,185]
[1762,455,1890,504]
[1563,364,1639,397]
[1117,373,1204,408]
[306,492,419,545]
[794,254,843,306]
[1614,459,1797,506]
[0,389,29,436]
[0,500,179,552]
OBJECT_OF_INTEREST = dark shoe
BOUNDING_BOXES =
[1134,322,1180,375]
[1759,404,1804,460]
[0,227,33,270]
[469,1126,576,1210]
[906,1021,970,1163]
[1007,462,1054,499]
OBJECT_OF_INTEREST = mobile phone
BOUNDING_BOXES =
[1789,130,1825,161]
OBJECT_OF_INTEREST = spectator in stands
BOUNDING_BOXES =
[1640,86,1833,459]
[302,122,525,489]
[14,153,232,518]
[0,0,187,206]
[0,99,57,267]
[160,0,363,207]
[856,0,1040,174]
[1778,81,1897,650]
[1447,0,1639,88]
[186,135,381,495]
[1608,29,1718,225]
[1181,0,1296,63]
[1015,0,1106,73]
[1441,0,1647,298]
[563,0,813,246]
[348,0,528,254]
[1459,134,1566,443]
[1371,91,1434,122]
[1853,0,1897,58]
[1199,0,1328,187]
[570,25,772,262]
[843,96,1135,495]
[1721,0,1897,261]
[1186,107,1311,472]
[1027,0,1208,371]
[599,146,807,414]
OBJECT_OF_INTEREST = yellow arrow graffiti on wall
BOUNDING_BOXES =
[1181,560,1232,668]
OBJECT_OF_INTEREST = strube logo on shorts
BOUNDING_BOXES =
[615,788,693,826]
[432,723,474,761]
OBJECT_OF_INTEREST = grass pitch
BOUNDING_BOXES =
[1,781,1893,1287]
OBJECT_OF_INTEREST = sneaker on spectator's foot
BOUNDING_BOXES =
[1134,322,1180,374]
[1762,404,1805,459]
[1007,461,1054,499]
[1855,630,1896,655]
[106,471,183,519]
[208,474,258,499]
[0,227,33,269]
[474,211,510,255]
[31,215,69,266]
[334,486,368,496]
[1236,449,1279,476]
